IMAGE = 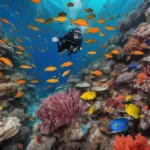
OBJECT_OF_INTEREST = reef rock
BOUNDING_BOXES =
[101,65,112,75]
[92,84,108,92]
[75,82,91,88]
[0,117,21,142]
[145,7,150,23]
[26,136,56,150]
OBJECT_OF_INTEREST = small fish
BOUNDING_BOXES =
[28,25,39,31]
[0,18,10,24]
[17,143,23,150]
[88,51,96,55]
[128,63,138,70]
[71,19,88,27]
[35,18,45,23]
[20,65,32,69]
[35,135,41,144]
[125,13,129,17]
[100,33,106,36]
[87,14,96,19]
[61,61,73,67]
[85,39,96,44]
[80,91,96,101]
[142,105,149,111]
[111,72,118,77]
[31,0,41,4]
[85,27,100,34]
[62,70,70,77]
[17,45,25,51]
[53,17,67,22]
[98,19,105,24]
[17,79,26,85]
[44,18,53,24]
[15,92,24,98]
[105,53,113,59]
[67,2,74,7]
[0,57,13,67]
[111,50,119,55]
[16,38,22,43]
[58,12,67,17]
[125,95,134,102]
[92,70,103,76]
[130,51,144,55]
[0,105,3,111]
[40,49,45,53]
[46,78,59,83]
[88,105,95,115]
[104,26,115,31]
[30,80,39,84]
[81,124,89,133]
[44,66,57,71]
[84,8,93,13]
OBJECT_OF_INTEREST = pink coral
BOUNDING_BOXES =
[36,88,88,134]
[113,134,150,150]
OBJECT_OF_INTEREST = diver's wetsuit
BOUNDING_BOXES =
[57,30,83,56]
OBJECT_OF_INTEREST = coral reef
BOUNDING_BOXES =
[36,88,88,134]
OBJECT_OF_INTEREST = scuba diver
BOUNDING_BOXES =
[52,28,83,56]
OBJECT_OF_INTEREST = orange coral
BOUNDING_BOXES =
[113,134,150,150]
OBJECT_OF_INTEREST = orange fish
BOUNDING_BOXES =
[100,33,106,37]
[16,38,22,43]
[15,92,24,98]
[85,27,100,34]
[111,50,120,55]
[130,51,144,55]
[127,56,131,61]
[35,135,42,144]
[20,65,32,69]
[105,53,113,59]
[17,143,23,150]
[98,19,105,24]
[0,72,4,76]
[30,80,39,84]
[62,70,70,77]
[17,45,25,51]
[111,72,118,77]
[142,105,149,111]
[35,18,45,23]
[85,39,97,44]
[31,0,41,4]
[17,79,26,85]
[0,40,6,44]
[70,19,89,27]
[29,117,34,122]
[87,51,96,55]
[15,51,23,55]
[0,18,10,24]
[92,70,103,76]
[61,61,73,67]
[136,73,148,84]
[0,57,13,67]
[104,26,115,31]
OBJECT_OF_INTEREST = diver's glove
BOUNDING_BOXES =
[52,37,59,42]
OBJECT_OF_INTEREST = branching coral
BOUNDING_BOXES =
[36,88,88,134]
[113,134,150,150]
[116,72,136,84]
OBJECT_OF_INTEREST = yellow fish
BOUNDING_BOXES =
[15,51,23,55]
[104,26,115,31]
[35,18,45,23]
[0,57,13,67]
[46,78,59,83]
[30,80,39,84]
[100,33,106,37]
[85,28,100,34]
[88,51,96,55]
[88,105,95,115]
[125,95,135,102]
[20,65,32,69]
[44,66,57,71]
[125,104,139,119]
[53,17,67,22]
[62,70,70,77]
[98,19,105,24]
[0,105,3,111]
[80,91,96,101]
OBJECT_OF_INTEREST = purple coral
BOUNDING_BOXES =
[115,72,136,84]
[36,88,88,134]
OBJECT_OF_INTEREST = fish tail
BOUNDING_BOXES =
[70,19,75,25]
[52,17,57,22]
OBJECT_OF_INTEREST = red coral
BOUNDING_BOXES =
[113,134,150,150]
[36,88,88,134]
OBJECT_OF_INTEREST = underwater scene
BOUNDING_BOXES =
[1,0,150,149]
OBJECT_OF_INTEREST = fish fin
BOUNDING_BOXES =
[52,17,57,22]
[70,18,74,25]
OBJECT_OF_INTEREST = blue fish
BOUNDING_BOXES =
[110,118,129,133]
[81,124,89,133]
[146,39,150,46]
[128,63,138,70]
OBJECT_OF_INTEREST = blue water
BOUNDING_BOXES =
[0,0,143,106]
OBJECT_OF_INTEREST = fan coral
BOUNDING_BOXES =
[36,88,88,134]
[116,72,136,84]
[123,37,143,53]
[113,134,150,150]
[0,117,21,142]
[10,108,26,122]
